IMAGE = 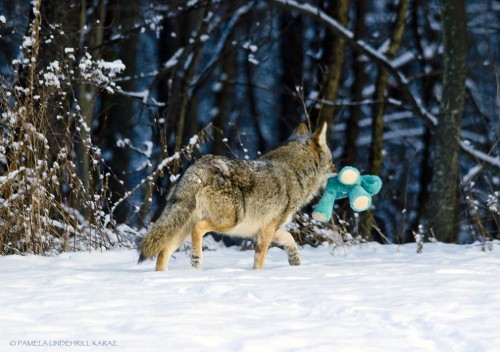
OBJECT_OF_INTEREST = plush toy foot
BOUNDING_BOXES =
[352,195,370,212]
[349,184,372,212]
[338,166,360,185]
[312,211,329,222]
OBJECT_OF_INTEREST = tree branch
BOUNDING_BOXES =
[266,0,500,172]
[267,0,437,127]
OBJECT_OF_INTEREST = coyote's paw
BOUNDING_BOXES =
[288,253,301,266]
[191,254,202,269]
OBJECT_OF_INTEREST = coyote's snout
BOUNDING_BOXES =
[138,122,334,270]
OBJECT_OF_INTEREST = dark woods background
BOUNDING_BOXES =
[0,0,499,254]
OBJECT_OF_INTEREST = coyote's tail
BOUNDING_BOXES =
[138,195,196,263]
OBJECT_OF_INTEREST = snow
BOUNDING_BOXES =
[243,41,258,53]
[157,151,180,170]
[164,47,184,69]
[22,36,34,49]
[2,241,500,352]
[460,141,500,169]
[97,59,125,73]
[43,72,61,88]
[392,51,416,68]
[189,134,199,145]
[248,53,259,65]
[78,53,124,90]
[169,174,180,183]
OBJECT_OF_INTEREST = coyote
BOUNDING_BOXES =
[138,122,335,270]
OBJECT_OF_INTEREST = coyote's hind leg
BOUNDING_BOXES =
[191,221,212,269]
[155,242,179,271]
[273,229,301,266]
[191,219,233,269]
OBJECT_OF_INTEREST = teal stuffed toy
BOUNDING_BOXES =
[312,166,382,222]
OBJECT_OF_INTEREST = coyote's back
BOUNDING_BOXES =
[138,122,335,270]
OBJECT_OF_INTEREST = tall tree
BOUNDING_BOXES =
[213,43,236,155]
[342,0,367,164]
[313,0,349,129]
[165,6,207,173]
[369,0,408,176]
[410,0,439,235]
[99,0,140,223]
[141,9,181,221]
[360,0,408,241]
[77,0,106,205]
[425,0,467,242]
[279,12,303,140]
[35,0,81,146]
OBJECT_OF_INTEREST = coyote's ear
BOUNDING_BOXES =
[313,122,328,146]
[292,122,310,137]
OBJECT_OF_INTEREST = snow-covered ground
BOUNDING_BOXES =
[2,240,500,352]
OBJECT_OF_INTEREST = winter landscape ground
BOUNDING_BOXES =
[2,240,500,352]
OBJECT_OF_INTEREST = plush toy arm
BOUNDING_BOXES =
[312,186,337,223]
[360,175,382,196]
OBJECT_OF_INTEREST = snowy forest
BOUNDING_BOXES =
[0,0,499,256]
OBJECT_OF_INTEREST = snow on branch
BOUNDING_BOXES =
[78,53,125,93]
[459,141,500,171]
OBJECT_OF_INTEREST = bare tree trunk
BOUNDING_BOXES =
[410,0,439,234]
[140,6,207,222]
[425,0,467,243]
[369,0,408,175]
[166,7,207,175]
[77,0,105,200]
[244,55,266,153]
[99,0,140,223]
[279,13,303,141]
[343,0,367,164]
[361,0,408,241]
[33,0,81,153]
[213,43,236,155]
[313,0,349,129]
[140,13,181,222]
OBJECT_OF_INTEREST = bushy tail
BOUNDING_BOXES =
[138,197,195,263]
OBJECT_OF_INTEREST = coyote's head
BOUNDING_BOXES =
[290,122,337,179]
